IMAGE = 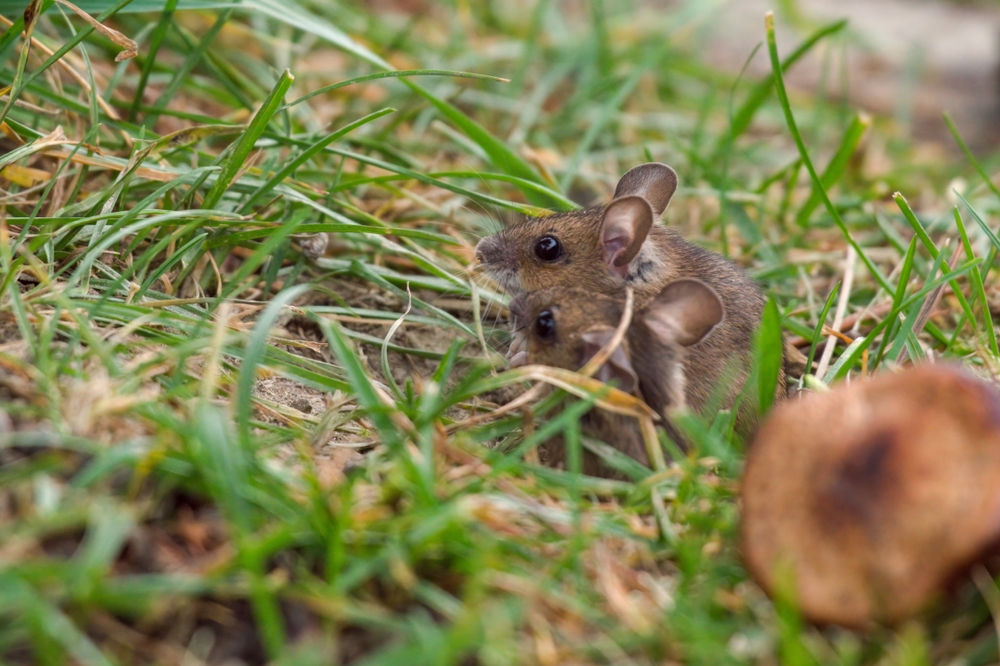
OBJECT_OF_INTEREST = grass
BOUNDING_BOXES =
[2,0,1000,663]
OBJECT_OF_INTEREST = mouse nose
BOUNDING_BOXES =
[475,236,499,265]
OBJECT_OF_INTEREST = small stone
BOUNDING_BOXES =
[290,398,313,414]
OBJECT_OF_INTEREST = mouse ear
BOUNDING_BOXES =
[613,163,678,216]
[580,328,637,394]
[644,279,724,347]
[600,196,654,278]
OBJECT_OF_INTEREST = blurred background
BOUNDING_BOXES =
[704,0,1000,152]
[376,0,1000,153]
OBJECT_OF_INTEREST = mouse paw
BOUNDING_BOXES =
[506,330,527,360]
[508,351,529,368]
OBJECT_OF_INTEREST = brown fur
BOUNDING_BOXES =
[536,410,650,479]
[511,288,695,477]
[478,168,785,434]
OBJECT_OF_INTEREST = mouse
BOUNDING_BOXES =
[475,162,785,423]
[508,278,727,474]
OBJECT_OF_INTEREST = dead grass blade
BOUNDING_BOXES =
[54,0,137,61]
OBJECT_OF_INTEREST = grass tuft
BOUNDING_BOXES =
[2,1,999,664]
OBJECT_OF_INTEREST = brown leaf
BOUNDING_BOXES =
[23,0,42,31]
[0,164,50,187]
[0,121,25,146]
[54,0,138,61]
[505,364,659,420]
[742,364,1000,627]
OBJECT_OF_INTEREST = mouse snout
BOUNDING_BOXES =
[474,236,500,265]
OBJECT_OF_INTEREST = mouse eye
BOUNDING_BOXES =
[535,310,556,339]
[533,235,562,262]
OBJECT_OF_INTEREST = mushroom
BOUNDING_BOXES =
[741,364,1000,627]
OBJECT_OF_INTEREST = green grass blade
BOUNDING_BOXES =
[405,81,560,208]
[244,0,391,69]
[218,222,306,300]
[824,259,980,382]
[282,70,509,111]
[236,0,556,207]
[493,394,599,474]
[189,403,252,532]
[755,296,783,415]
[238,107,395,214]
[894,192,976,327]
[127,0,179,121]
[317,145,552,216]
[873,236,917,370]
[944,113,1000,202]
[236,284,311,446]
[764,12,892,294]
[313,318,399,441]
[349,262,475,337]
[887,238,949,363]
[954,207,999,357]
[558,44,664,191]
[22,582,115,666]
[206,223,460,248]
[202,69,294,209]
[957,191,1000,254]
[804,281,839,380]
[423,171,578,210]
[0,0,44,127]
[75,501,136,578]
[795,113,869,227]
[326,170,573,214]
[142,6,236,126]
[887,300,923,363]
[716,19,846,155]
[68,210,236,289]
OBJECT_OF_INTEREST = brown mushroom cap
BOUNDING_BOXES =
[741,364,1000,627]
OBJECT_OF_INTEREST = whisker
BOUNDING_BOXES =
[492,284,507,331]
[457,201,502,237]
[475,275,503,336]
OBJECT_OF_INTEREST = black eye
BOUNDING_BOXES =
[533,235,562,262]
[535,310,555,339]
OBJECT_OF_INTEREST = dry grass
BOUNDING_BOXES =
[2,0,1000,663]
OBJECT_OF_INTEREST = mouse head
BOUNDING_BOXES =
[508,279,725,397]
[508,287,637,391]
[475,163,678,295]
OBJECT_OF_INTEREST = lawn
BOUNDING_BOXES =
[2,0,1000,664]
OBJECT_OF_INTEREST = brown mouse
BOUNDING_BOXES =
[476,162,784,427]
[509,278,725,475]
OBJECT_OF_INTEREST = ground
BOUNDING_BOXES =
[1,0,1000,664]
